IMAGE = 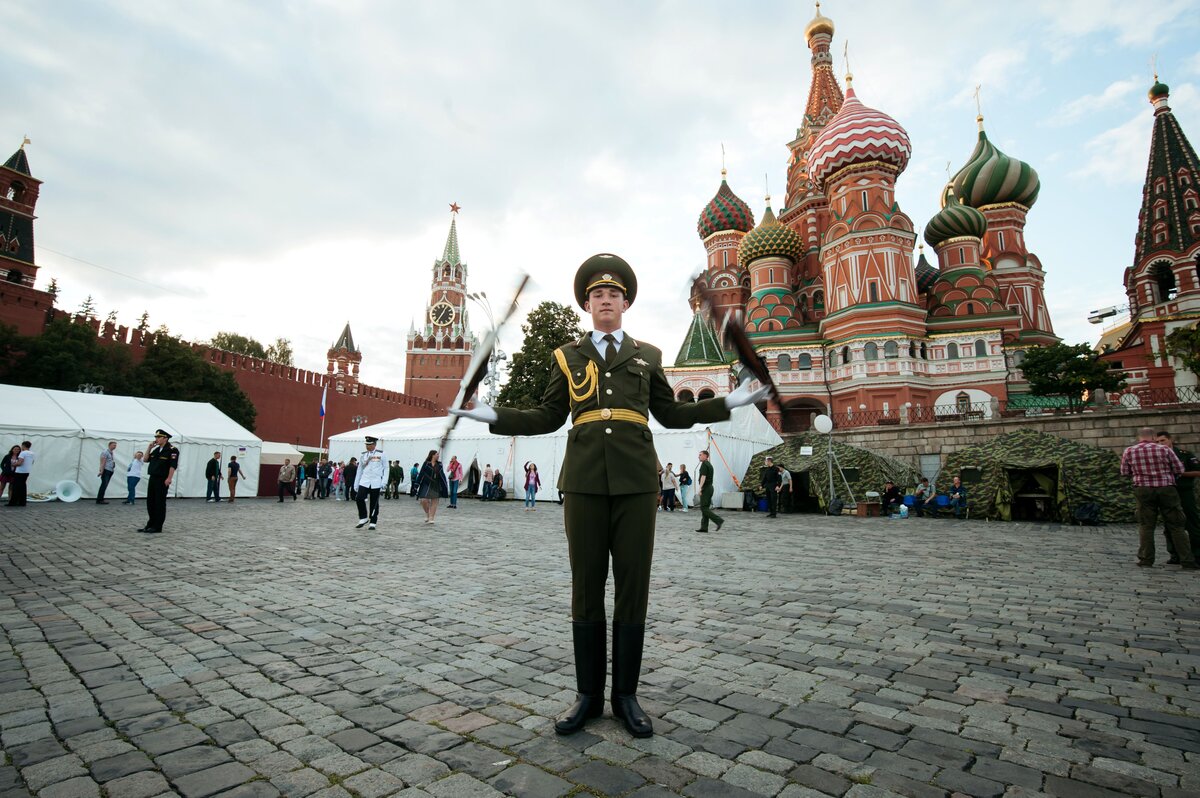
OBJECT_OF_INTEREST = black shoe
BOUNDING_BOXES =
[1137,562,1153,567]
[715,521,723,532]
[96,500,109,504]
[696,528,708,533]
[135,526,150,532]
[556,621,605,735]
[767,513,776,518]
[611,621,653,738]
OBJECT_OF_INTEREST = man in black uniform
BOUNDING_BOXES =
[761,456,782,518]
[139,429,178,534]
[451,254,767,738]
[1157,431,1200,562]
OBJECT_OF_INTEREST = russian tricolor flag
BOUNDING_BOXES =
[320,386,327,417]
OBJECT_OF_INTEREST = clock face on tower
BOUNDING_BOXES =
[430,301,455,327]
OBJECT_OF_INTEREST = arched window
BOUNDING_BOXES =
[974,339,987,358]
[920,342,928,360]
[697,389,715,400]
[1154,262,1177,301]
[909,342,917,358]
[798,353,812,370]
[841,346,851,364]
[965,302,976,315]
[677,389,695,402]
[777,353,792,370]
[868,282,879,302]
[6,269,21,284]
[864,343,879,361]
[814,291,824,310]
[884,341,898,359]
[948,342,960,359]
[6,183,24,202]
[956,391,970,412]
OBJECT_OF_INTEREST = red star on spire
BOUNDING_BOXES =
[449,202,461,214]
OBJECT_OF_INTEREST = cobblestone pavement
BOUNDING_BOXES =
[1,497,1198,798]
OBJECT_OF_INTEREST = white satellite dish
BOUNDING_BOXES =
[813,414,833,434]
[55,480,82,503]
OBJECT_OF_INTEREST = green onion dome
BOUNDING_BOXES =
[950,119,1040,209]
[914,245,939,293]
[697,172,755,239]
[924,191,988,248]
[1149,80,1169,100]
[737,203,803,264]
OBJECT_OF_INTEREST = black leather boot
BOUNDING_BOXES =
[611,621,653,737]
[555,621,606,734]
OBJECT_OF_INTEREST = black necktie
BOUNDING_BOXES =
[603,333,617,366]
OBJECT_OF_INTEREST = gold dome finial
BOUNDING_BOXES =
[805,0,834,40]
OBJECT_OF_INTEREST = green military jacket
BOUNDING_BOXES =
[491,334,730,495]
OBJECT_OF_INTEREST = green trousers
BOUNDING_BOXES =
[699,489,723,531]
[1136,486,1193,566]
[563,492,659,624]
[1164,483,1200,558]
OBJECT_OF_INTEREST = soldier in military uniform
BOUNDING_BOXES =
[353,436,387,530]
[452,254,767,737]
[138,429,178,534]
[1157,431,1200,562]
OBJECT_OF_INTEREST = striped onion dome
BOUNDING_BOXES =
[737,203,803,264]
[924,190,988,248]
[950,119,1040,209]
[697,172,755,239]
[914,245,939,293]
[809,81,912,188]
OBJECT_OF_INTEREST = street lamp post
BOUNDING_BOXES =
[467,291,509,405]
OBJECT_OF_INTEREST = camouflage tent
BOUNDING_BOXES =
[744,433,921,511]
[942,428,1134,522]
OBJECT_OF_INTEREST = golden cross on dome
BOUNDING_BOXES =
[721,142,726,177]
[973,84,983,117]
[1150,53,1158,81]
[20,136,30,150]
[449,202,461,214]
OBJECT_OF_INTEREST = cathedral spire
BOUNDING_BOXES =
[441,215,461,266]
[1133,78,1200,266]
[333,322,357,352]
[784,1,844,210]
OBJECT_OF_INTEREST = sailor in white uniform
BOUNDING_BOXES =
[354,436,387,530]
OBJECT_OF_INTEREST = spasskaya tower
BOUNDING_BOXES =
[404,204,476,409]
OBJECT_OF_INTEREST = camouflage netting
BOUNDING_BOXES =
[942,428,1134,523]
[743,433,920,510]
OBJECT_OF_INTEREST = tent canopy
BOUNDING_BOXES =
[329,406,782,499]
[942,429,1133,522]
[744,433,921,510]
[0,384,261,499]
[261,441,305,466]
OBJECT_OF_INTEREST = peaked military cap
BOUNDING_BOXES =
[154,429,172,439]
[365,436,378,444]
[574,253,638,309]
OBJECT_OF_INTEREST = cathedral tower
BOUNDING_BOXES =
[0,140,52,336]
[327,323,362,395]
[404,208,476,409]
[696,169,755,326]
[1103,78,1200,391]
[949,114,1055,345]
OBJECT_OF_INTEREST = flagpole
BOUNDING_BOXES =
[319,383,328,457]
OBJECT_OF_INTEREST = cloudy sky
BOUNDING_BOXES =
[7,0,1200,392]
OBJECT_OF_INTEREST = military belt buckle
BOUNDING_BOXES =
[600,408,612,420]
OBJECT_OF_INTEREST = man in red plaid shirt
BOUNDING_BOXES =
[1121,427,1195,569]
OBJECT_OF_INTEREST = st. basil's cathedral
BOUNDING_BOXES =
[665,3,1059,432]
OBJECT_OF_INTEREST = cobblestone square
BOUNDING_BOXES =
[2,497,1198,797]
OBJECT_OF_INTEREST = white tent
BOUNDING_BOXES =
[261,441,305,466]
[329,406,781,506]
[0,384,261,499]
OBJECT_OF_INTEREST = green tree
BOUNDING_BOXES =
[210,332,294,365]
[135,311,151,333]
[266,337,294,365]
[76,295,97,319]
[1164,325,1200,377]
[131,335,257,431]
[496,301,584,409]
[210,331,268,358]
[0,316,134,393]
[1020,342,1126,412]
[46,278,60,304]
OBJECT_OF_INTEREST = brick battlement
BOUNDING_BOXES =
[24,307,440,444]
